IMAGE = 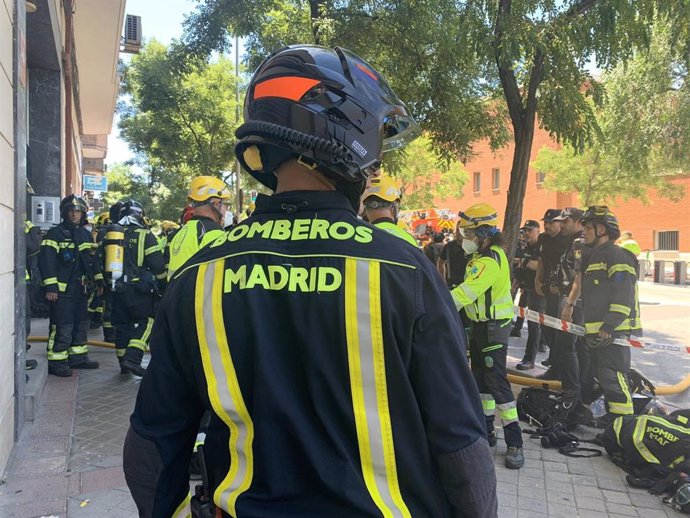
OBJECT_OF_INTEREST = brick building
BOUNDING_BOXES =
[433,128,690,254]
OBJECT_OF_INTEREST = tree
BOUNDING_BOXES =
[182,1,688,255]
[101,163,189,222]
[533,18,689,206]
[117,39,255,217]
[386,136,468,209]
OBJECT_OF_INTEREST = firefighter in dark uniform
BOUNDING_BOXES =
[581,206,641,426]
[110,200,166,376]
[167,176,231,279]
[450,203,524,470]
[38,195,103,377]
[123,45,497,518]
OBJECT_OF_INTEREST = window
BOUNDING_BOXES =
[536,170,546,188]
[473,171,481,193]
[656,230,679,251]
[491,168,500,191]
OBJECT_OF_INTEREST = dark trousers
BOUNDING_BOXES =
[590,342,633,415]
[521,290,545,363]
[513,289,528,328]
[112,288,155,365]
[469,320,522,447]
[551,300,582,401]
[541,292,560,361]
[47,285,89,365]
[103,289,116,342]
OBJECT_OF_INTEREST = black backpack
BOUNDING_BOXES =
[516,388,575,429]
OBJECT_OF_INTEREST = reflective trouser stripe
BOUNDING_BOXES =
[196,260,254,516]
[129,318,154,352]
[68,345,88,355]
[482,344,503,353]
[171,493,191,518]
[613,416,623,446]
[116,348,126,358]
[497,402,519,426]
[480,394,496,416]
[345,258,411,518]
[607,372,633,415]
[47,325,68,361]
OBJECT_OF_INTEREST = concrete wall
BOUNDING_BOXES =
[0,0,16,474]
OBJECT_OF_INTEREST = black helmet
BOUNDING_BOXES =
[60,194,88,220]
[109,201,124,223]
[235,44,420,209]
[117,200,145,227]
[581,205,621,240]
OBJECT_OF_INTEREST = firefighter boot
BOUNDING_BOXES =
[120,358,146,377]
[48,362,72,377]
[69,356,100,369]
[505,447,525,469]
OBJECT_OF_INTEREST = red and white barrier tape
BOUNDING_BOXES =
[514,306,690,354]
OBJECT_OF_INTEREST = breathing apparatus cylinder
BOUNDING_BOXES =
[104,224,125,289]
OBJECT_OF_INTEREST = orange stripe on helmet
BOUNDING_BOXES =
[254,77,320,101]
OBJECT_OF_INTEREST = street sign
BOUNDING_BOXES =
[83,175,108,192]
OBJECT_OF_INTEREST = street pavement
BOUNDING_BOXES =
[0,280,688,517]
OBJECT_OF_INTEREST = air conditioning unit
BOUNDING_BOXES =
[32,196,61,230]
[122,14,142,54]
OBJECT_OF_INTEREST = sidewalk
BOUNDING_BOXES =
[0,320,685,517]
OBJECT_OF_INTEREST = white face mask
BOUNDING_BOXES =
[462,239,479,255]
[223,211,235,228]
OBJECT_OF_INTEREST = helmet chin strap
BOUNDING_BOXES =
[208,201,224,225]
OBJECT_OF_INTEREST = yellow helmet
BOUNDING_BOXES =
[363,174,401,203]
[188,176,231,202]
[95,211,110,226]
[458,203,498,229]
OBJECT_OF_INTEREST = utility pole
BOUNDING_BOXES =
[234,36,242,217]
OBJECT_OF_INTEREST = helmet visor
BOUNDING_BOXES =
[337,48,421,153]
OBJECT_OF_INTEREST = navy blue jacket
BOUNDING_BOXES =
[124,190,495,518]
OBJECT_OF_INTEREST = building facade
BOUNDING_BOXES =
[434,130,690,254]
[0,0,125,474]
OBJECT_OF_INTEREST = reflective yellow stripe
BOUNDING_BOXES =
[140,317,154,344]
[344,258,411,518]
[137,229,147,267]
[144,245,159,256]
[78,242,92,251]
[480,394,495,416]
[633,418,659,464]
[42,277,58,287]
[196,261,254,515]
[608,264,636,277]
[613,416,623,446]
[482,344,503,353]
[497,402,519,425]
[58,282,67,292]
[116,348,126,358]
[42,240,60,251]
[586,262,607,273]
[68,345,88,355]
[47,325,69,361]
[171,493,191,518]
[94,273,104,281]
[609,304,631,316]
[128,339,147,352]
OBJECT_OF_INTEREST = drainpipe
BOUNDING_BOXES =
[63,0,75,195]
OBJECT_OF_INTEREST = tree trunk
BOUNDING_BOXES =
[503,119,537,259]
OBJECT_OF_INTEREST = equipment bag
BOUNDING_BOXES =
[517,387,573,429]
[599,412,690,473]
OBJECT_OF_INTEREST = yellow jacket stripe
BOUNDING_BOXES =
[633,419,659,464]
[344,258,411,518]
[609,303,631,316]
[608,264,636,277]
[171,493,191,518]
[196,260,254,516]
[586,262,607,273]
[42,239,60,251]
